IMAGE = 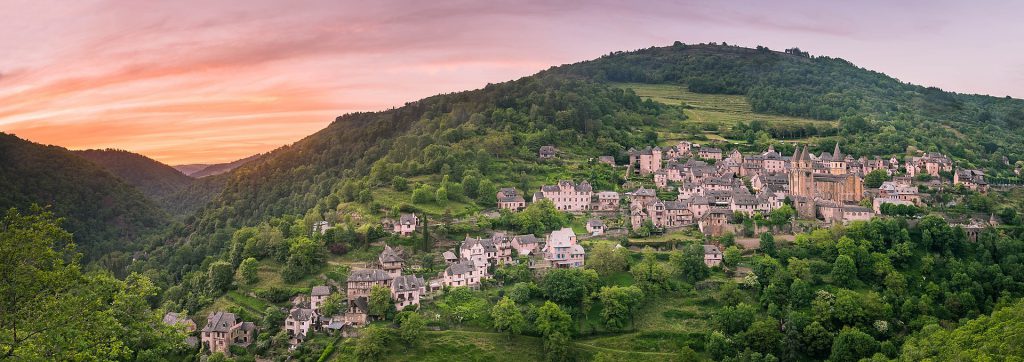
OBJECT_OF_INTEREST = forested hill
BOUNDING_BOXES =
[0,133,169,261]
[76,149,195,208]
[188,154,261,178]
[548,42,1024,173]
[149,42,1024,275]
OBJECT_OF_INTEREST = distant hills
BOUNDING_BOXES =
[0,133,169,262]
[76,149,195,201]
[174,154,260,178]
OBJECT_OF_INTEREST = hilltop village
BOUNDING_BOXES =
[181,138,1008,358]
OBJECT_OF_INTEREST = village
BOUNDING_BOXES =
[181,140,1001,356]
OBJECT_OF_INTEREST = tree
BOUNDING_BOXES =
[320,292,346,316]
[535,301,572,337]
[724,246,742,269]
[831,255,858,286]
[801,321,833,359]
[491,297,525,338]
[864,169,889,189]
[587,242,629,276]
[238,257,259,285]
[391,176,409,191]
[714,303,758,335]
[281,237,326,283]
[208,261,234,293]
[743,318,783,357]
[355,326,392,361]
[672,243,710,283]
[631,248,673,293]
[434,186,448,204]
[540,268,599,309]
[0,208,183,360]
[476,179,497,207]
[368,285,395,320]
[759,233,776,257]
[597,286,645,330]
[412,184,435,204]
[397,312,425,345]
[829,327,878,362]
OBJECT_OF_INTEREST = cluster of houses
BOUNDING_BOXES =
[511,142,991,236]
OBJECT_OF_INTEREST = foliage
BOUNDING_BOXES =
[587,242,630,277]
[540,268,600,311]
[863,169,889,189]
[671,243,710,283]
[369,285,396,320]
[496,200,570,235]
[899,299,1024,360]
[0,207,185,360]
[397,311,427,346]
[281,237,326,283]
[491,297,526,337]
[829,327,878,362]
[238,257,259,285]
[597,285,645,330]
[320,292,346,317]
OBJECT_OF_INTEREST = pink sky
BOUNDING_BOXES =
[1,0,1022,165]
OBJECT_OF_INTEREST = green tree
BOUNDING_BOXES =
[355,326,392,361]
[830,327,878,362]
[724,246,742,269]
[864,169,889,189]
[597,286,645,330]
[801,321,833,359]
[535,301,572,337]
[397,312,426,345]
[540,268,599,310]
[281,237,326,283]
[391,176,409,191]
[435,186,448,204]
[831,255,858,286]
[369,285,395,320]
[587,242,629,276]
[238,257,259,285]
[631,247,673,293]
[672,243,710,283]
[759,232,777,257]
[208,261,234,293]
[743,318,783,357]
[491,297,526,338]
[714,303,758,335]
[476,179,497,207]
[320,292,346,316]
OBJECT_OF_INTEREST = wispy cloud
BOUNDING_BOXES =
[0,0,1021,164]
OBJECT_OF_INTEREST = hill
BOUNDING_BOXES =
[173,163,210,176]
[0,133,169,262]
[188,154,261,178]
[76,149,195,207]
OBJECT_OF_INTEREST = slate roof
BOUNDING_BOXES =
[379,244,404,263]
[347,269,392,283]
[202,311,239,333]
[392,275,425,292]
[587,219,605,227]
[289,308,315,322]
[311,285,331,296]
[446,260,476,276]
[514,234,540,245]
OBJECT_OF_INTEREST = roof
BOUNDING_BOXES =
[442,251,458,260]
[629,187,656,197]
[703,244,722,255]
[311,285,331,296]
[548,228,577,247]
[462,236,497,253]
[587,219,605,227]
[379,244,404,263]
[288,308,315,322]
[162,312,191,326]
[202,311,239,333]
[399,213,418,225]
[514,234,540,244]
[446,260,476,276]
[347,268,392,283]
[391,275,425,292]
[842,206,872,213]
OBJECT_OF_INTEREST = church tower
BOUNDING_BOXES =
[830,143,847,175]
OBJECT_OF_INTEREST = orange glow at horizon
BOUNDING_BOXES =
[2,1,1022,164]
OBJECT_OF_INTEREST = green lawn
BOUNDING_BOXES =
[612,82,832,128]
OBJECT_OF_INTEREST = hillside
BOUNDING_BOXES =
[0,133,169,262]
[173,163,210,176]
[188,154,261,178]
[76,149,195,207]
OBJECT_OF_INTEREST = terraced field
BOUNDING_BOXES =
[612,82,834,127]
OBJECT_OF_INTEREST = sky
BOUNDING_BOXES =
[1,0,1022,165]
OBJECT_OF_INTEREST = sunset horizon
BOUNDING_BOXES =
[3,0,1023,165]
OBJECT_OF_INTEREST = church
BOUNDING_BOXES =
[788,144,865,219]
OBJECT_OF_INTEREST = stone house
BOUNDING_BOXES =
[539,145,558,159]
[626,186,658,207]
[595,191,621,211]
[310,285,331,313]
[536,180,593,212]
[201,312,255,355]
[698,208,731,236]
[629,146,663,175]
[703,245,723,267]
[511,234,541,256]
[345,269,392,325]
[586,219,605,235]
[394,213,418,236]
[598,156,616,166]
[543,228,585,268]
[954,168,989,193]
[698,147,723,160]
[391,274,426,310]
[285,307,316,348]
[878,181,921,205]
[162,312,197,333]
[379,244,404,278]
[497,187,527,211]
[443,260,480,288]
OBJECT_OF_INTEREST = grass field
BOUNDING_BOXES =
[612,82,834,132]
